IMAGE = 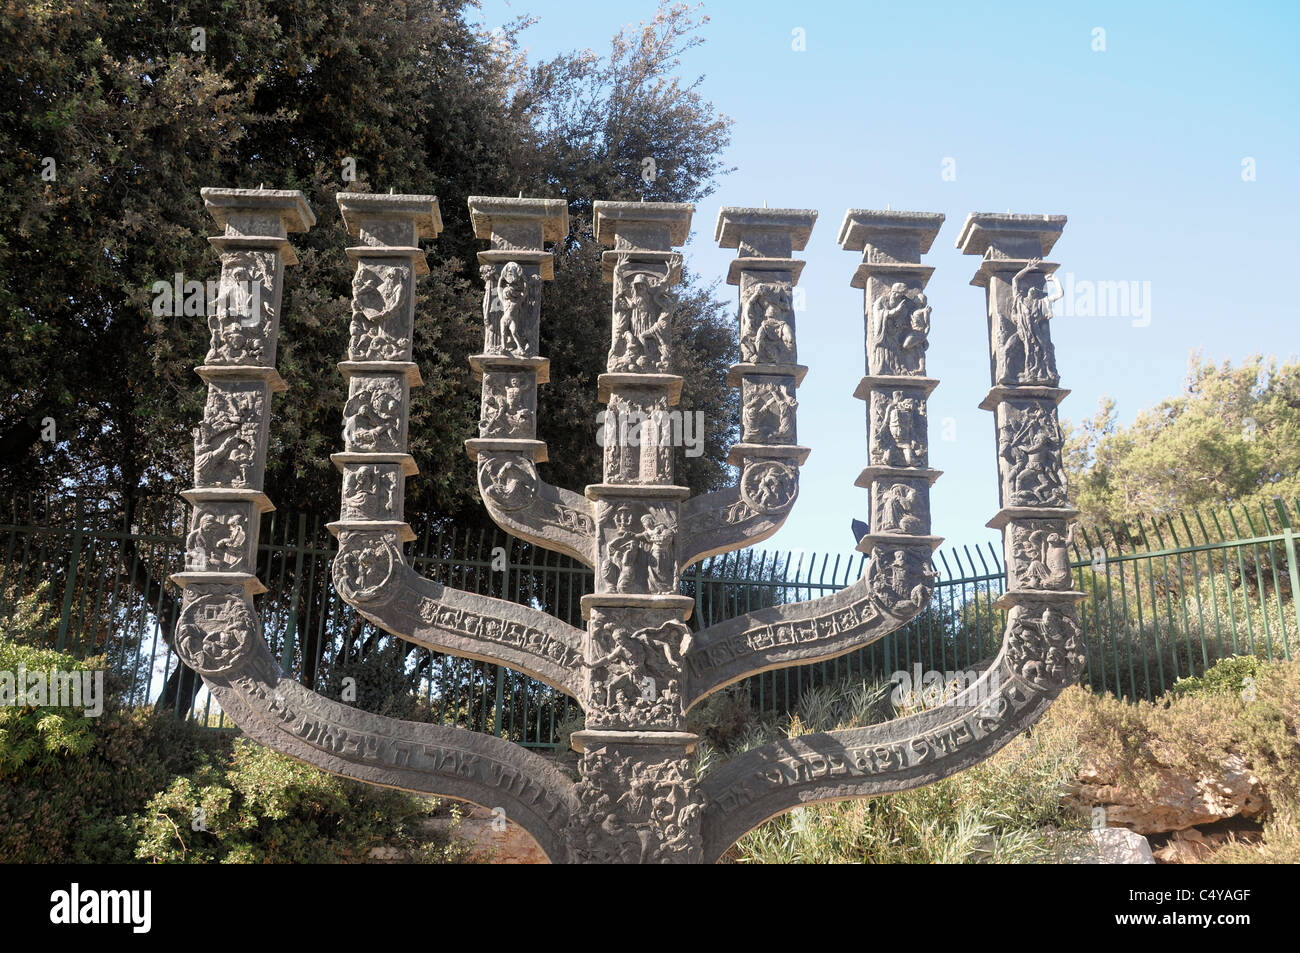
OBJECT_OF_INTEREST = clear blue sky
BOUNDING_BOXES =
[479,0,1300,572]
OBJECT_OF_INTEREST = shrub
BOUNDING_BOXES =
[135,739,476,864]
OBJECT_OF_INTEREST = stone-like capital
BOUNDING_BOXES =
[838,210,944,264]
[336,192,442,255]
[715,207,817,258]
[955,212,1066,260]
[468,195,568,249]
[593,201,693,251]
[202,187,316,236]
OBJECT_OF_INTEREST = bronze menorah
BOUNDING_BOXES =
[173,188,1083,863]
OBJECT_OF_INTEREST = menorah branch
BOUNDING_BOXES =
[204,637,581,862]
[330,193,587,691]
[679,208,815,567]
[467,197,598,566]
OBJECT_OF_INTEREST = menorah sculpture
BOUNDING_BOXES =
[172,186,1085,863]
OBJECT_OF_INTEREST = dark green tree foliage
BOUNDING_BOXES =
[0,0,736,712]
[0,0,736,512]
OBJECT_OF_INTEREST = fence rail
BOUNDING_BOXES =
[1,494,1296,750]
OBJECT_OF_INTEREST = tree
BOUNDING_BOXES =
[1064,352,1300,529]
[0,0,739,713]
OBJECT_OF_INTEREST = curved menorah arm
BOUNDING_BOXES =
[208,632,580,862]
[174,188,582,863]
[465,196,597,567]
[330,194,589,687]
[686,211,949,702]
[697,598,1086,863]
[332,530,585,697]
[679,208,817,569]
[682,544,936,708]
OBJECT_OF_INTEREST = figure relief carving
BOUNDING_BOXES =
[867,545,937,618]
[478,455,539,512]
[739,460,797,514]
[479,374,535,438]
[871,390,928,467]
[194,387,262,488]
[999,401,1067,507]
[1006,602,1085,688]
[875,481,928,535]
[568,750,703,864]
[342,464,399,521]
[349,262,410,360]
[333,534,400,604]
[742,381,797,443]
[1011,520,1075,590]
[608,255,675,372]
[497,261,541,357]
[739,282,795,364]
[869,282,930,376]
[176,586,257,676]
[185,507,248,572]
[598,503,678,594]
[343,378,404,452]
[583,616,692,729]
[206,252,276,365]
[994,257,1061,385]
[602,394,673,484]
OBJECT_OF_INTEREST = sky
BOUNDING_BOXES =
[477,0,1300,573]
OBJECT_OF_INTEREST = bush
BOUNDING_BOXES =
[0,587,476,864]
[135,739,476,864]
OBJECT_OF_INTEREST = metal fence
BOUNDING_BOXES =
[1,494,1296,749]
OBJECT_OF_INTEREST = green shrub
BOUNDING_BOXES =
[1168,653,1270,700]
[134,739,477,864]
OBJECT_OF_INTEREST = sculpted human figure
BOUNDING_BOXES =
[1001,404,1066,504]
[186,512,246,570]
[343,464,396,517]
[195,389,260,486]
[740,283,794,363]
[497,261,534,356]
[479,457,536,510]
[1003,257,1061,384]
[871,282,914,375]
[873,390,925,466]
[603,507,644,592]
[480,375,533,437]
[480,264,501,352]
[206,258,271,364]
[586,628,644,709]
[343,384,400,450]
[609,257,674,371]
[743,383,797,441]
[1023,524,1074,589]
[639,514,676,592]
[901,292,930,374]
[350,262,409,359]
[878,483,924,534]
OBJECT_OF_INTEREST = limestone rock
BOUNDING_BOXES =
[1066,753,1268,835]
[1061,827,1155,864]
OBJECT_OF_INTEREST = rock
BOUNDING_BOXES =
[1061,828,1155,864]
[1065,754,1268,835]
